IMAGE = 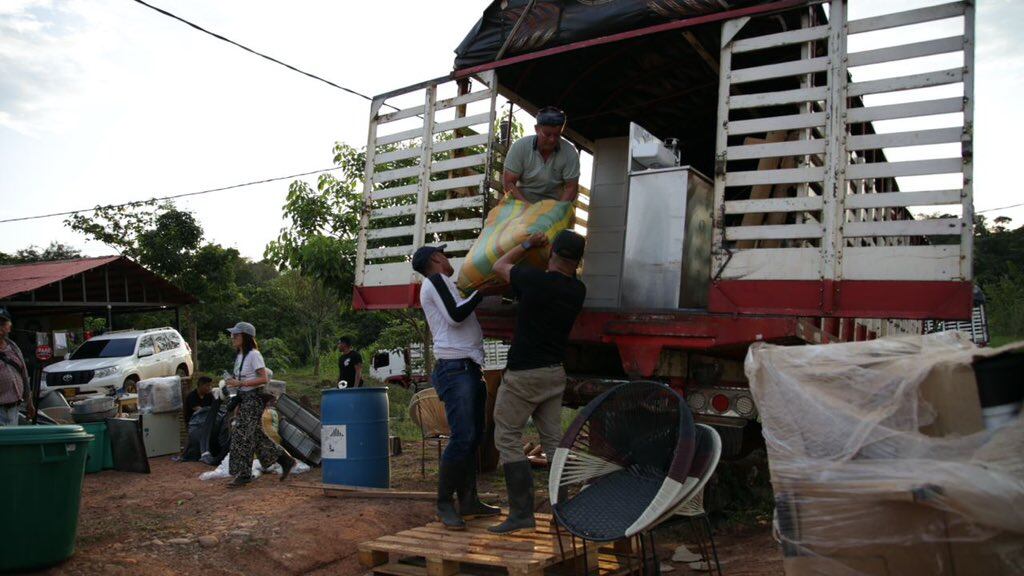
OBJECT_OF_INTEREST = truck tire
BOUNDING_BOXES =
[176,364,189,377]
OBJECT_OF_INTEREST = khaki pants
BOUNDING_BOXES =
[493,365,566,465]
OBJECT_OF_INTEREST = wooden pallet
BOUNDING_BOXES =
[359,513,605,576]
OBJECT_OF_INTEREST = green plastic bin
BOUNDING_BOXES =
[79,421,114,473]
[0,425,93,573]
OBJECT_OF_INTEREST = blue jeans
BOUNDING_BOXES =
[432,358,486,463]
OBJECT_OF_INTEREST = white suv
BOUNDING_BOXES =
[43,327,194,396]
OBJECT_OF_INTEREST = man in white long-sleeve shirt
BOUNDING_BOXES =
[413,244,500,530]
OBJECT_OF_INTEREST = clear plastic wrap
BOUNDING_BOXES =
[746,332,1024,576]
[137,376,183,414]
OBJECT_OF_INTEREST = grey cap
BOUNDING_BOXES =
[227,322,256,337]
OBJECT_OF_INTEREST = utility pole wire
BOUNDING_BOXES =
[130,0,398,111]
[0,167,342,224]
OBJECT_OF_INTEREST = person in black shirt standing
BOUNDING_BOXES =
[487,230,587,534]
[337,337,363,388]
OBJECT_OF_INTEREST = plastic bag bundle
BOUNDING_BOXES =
[137,376,182,414]
[456,197,573,294]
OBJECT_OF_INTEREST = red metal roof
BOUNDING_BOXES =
[0,256,121,299]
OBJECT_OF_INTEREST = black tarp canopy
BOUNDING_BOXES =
[453,0,813,176]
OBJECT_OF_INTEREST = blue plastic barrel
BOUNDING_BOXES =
[320,387,390,488]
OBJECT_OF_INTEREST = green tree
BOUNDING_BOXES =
[274,271,342,378]
[0,242,82,264]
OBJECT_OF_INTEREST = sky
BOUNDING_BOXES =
[1,0,1022,262]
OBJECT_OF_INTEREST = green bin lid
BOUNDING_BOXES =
[0,425,94,446]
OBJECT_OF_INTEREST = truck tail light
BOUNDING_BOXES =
[711,394,730,414]
[735,395,756,417]
[687,392,707,412]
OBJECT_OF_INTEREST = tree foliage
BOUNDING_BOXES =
[0,242,82,264]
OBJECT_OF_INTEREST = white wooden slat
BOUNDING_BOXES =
[848,36,964,67]
[843,246,962,281]
[429,174,485,192]
[370,204,417,220]
[370,183,419,201]
[718,247,821,280]
[729,86,828,109]
[845,189,962,209]
[731,25,829,53]
[376,127,422,146]
[846,97,963,123]
[427,195,484,212]
[434,112,491,133]
[366,225,416,240]
[433,133,490,154]
[725,196,824,214]
[362,262,416,286]
[725,223,823,241]
[425,219,482,234]
[431,153,487,173]
[727,112,826,135]
[727,139,825,160]
[730,56,829,85]
[847,2,967,35]
[365,245,415,259]
[435,90,492,111]
[372,165,421,184]
[846,158,962,179]
[442,239,476,253]
[374,147,421,164]
[378,105,425,124]
[725,166,825,187]
[847,68,963,97]
[847,127,962,150]
[844,218,963,238]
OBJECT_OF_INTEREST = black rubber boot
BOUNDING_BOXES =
[488,461,535,534]
[277,452,297,482]
[458,459,501,519]
[437,460,467,530]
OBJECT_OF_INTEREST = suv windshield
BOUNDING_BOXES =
[70,338,137,360]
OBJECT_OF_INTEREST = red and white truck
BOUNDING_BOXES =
[352,0,976,456]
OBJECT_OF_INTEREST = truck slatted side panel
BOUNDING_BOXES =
[355,73,499,306]
[710,0,974,320]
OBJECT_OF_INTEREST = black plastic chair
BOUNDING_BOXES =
[550,381,696,543]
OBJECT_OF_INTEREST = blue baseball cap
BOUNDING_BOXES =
[412,244,447,275]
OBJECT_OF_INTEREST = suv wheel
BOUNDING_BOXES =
[123,376,139,394]
[175,364,189,378]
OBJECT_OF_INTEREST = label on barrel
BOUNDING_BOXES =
[322,425,347,459]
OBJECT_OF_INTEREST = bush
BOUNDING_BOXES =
[261,337,297,371]
[198,335,234,375]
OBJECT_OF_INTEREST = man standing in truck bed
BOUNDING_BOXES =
[487,229,587,534]
[503,106,581,204]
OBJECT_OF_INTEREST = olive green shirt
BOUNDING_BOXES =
[504,135,581,203]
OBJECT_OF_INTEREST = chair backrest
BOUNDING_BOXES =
[408,387,450,437]
[551,381,698,540]
[658,423,722,523]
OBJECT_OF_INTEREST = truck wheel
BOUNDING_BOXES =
[123,376,139,394]
[175,364,189,377]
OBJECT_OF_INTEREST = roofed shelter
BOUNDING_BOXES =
[0,256,198,367]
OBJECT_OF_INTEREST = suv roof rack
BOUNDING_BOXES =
[101,327,175,335]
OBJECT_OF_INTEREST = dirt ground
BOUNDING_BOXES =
[34,442,783,576]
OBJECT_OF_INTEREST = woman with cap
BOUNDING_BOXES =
[224,321,296,487]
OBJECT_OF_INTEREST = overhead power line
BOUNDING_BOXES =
[0,167,342,224]
[977,202,1024,215]
[131,0,397,110]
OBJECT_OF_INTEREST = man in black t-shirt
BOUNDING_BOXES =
[183,376,214,422]
[337,337,363,388]
[487,229,587,534]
